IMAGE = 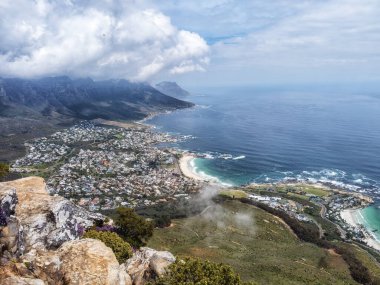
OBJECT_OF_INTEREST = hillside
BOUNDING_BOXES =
[155,81,190,98]
[148,199,380,285]
[0,76,194,161]
[0,77,193,121]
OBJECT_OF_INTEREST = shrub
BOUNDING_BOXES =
[154,214,172,228]
[0,162,9,179]
[151,257,255,285]
[83,230,132,263]
[114,207,154,247]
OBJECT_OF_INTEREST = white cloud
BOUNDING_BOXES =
[154,0,380,85]
[193,0,380,83]
[214,0,380,66]
[0,0,209,81]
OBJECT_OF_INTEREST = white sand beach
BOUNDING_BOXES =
[179,154,207,181]
[341,209,380,251]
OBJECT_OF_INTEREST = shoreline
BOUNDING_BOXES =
[179,154,210,182]
[179,154,230,187]
[131,114,380,254]
[341,208,380,251]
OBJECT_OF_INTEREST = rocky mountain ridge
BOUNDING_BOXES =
[0,76,194,162]
[155,81,190,98]
[0,77,193,121]
[0,177,175,285]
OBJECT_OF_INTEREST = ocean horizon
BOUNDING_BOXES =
[146,85,380,235]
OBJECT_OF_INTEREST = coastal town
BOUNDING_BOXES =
[10,121,201,210]
[248,193,312,222]
[8,120,380,252]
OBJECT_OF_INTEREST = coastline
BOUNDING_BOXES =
[134,110,380,254]
[179,154,230,187]
[179,154,214,182]
[341,208,380,251]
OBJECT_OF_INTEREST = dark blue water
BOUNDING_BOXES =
[147,86,380,198]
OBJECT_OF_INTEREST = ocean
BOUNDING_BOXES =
[146,85,380,236]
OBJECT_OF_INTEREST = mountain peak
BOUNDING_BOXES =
[155,81,190,98]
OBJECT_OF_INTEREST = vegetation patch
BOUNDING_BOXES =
[83,230,132,263]
[114,207,154,248]
[148,200,357,285]
[219,189,248,199]
[0,162,10,180]
[149,257,257,285]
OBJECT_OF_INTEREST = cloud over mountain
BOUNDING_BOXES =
[0,0,209,81]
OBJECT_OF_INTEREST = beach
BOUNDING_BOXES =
[341,209,380,251]
[179,154,208,181]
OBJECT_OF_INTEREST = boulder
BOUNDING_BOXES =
[125,247,175,285]
[0,188,17,222]
[56,239,131,285]
[16,239,132,285]
[149,250,176,277]
[0,216,24,256]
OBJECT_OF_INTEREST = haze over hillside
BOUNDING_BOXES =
[155,81,191,98]
[0,76,193,121]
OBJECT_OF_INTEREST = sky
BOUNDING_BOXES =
[0,0,379,86]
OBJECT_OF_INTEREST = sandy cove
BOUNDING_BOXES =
[179,154,207,181]
[341,209,380,251]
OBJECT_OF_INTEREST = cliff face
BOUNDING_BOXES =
[0,177,175,285]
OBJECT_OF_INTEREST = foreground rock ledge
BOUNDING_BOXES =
[0,177,175,285]
[0,177,103,254]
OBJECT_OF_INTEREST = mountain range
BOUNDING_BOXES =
[0,76,193,121]
[0,76,194,161]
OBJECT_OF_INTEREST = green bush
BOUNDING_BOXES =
[114,207,154,247]
[151,257,256,285]
[83,230,132,263]
[0,162,9,178]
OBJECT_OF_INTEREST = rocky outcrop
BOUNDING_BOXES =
[1,239,132,285]
[58,239,132,285]
[0,177,103,255]
[23,239,132,285]
[124,247,175,285]
[0,188,17,223]
[0,177,174,285]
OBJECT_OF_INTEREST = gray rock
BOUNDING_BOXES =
[149,250,176,277]
[125,247,175,285]
[0,188,17,224]
[0,177,103,254]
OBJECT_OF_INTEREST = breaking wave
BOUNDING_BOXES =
[198,151,246,161]
[250,168,380,199]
